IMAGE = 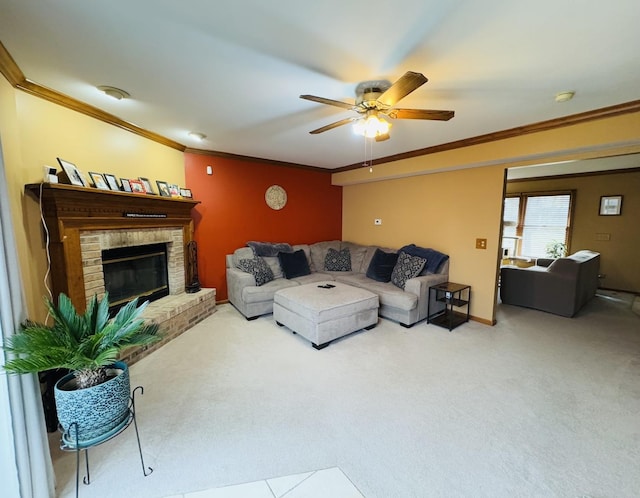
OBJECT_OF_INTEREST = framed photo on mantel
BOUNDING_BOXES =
[56,158,86,187]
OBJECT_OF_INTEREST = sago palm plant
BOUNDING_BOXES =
[3,292,161,389]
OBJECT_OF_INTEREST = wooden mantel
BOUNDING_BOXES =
[25,183,200,311]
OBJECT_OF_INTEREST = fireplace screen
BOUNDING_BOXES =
[102,243,169,312]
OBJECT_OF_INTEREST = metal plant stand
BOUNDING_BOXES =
[59,386,152,498]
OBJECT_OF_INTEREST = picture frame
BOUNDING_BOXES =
[129,179,146,194]
[599,195,623,216]
[169,184,180,197]
[103,173,120,191]
[180,188,193,198]
[89,172,109,190]
[120,178,132,192]
[156,180,171,197]
[56,158,86,187]
[139,177,156,195]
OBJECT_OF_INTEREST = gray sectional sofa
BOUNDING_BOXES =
[226,240,449,327]
[500,249,600,317]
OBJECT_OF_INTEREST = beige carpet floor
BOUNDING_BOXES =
[50,290,640,497]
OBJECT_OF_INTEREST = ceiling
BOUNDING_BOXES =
[1,0,639,170]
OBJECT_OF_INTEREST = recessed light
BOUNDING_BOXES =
[555,91,575,103]
[188,132,207,141]
[97,85,130,100]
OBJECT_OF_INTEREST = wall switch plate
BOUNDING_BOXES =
[476,238,487,249]
[206,165,213,175]
[595,233,611,241]
[374,219,382,225]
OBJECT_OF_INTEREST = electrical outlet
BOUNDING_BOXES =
[374,219,382,225]
[476,238,487,249]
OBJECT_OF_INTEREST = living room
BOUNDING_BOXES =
[1,1,640,497]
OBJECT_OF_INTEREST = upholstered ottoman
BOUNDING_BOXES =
[273,281,379,349]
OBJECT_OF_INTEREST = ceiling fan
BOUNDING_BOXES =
[300,71,454,141]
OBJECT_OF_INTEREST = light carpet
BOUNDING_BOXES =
[49,290,640,497]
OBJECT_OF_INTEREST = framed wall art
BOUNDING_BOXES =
[599,195,623,216]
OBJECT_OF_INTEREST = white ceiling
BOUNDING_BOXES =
[1,0,639,169]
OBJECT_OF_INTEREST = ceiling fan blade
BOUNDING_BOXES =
[387,108,455,121]
[309,117,355,134]
[300,94,355,110]
[376,71,428,107]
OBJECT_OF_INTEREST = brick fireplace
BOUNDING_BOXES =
[26,183,216,364]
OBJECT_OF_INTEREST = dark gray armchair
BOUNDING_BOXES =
[500,250,600,317]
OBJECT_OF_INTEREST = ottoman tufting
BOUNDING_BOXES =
[274,281,379,349]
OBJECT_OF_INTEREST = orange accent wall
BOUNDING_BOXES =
[185,153,342,301]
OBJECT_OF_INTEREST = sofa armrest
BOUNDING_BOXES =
[534,257,554,267]
[404,273,449,321]
[226,267,256,306]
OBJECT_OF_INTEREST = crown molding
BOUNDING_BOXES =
[336,99,640,172]
[0,41,185,151]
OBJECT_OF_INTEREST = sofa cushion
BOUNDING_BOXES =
[399,244,449,274]
[241,278,298,304]
[263,256,283,279]
[366,248,399,282]
[333,273,418,311]
[391,251,427,289]
[340,242,369,273]
[309,240,341,273]
[324,247,352,271]
[278,249,311,279]
[232,247,255,268]
[237,256,274,286]
[247,241,293,257]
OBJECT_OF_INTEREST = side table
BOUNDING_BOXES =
[427,282,471,331]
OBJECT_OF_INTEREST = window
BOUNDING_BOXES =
[502,191,573,258]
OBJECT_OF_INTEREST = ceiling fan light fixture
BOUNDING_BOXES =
[97,85,130,100]
[353,114,391,138]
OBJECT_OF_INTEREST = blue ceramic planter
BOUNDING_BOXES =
[54,361,131,444]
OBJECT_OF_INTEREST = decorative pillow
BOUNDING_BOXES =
[278,249,311,279]
[237,256,274,286]
[399,244,449,274]
[246,241,293,257]
[366,248,399,282]
[391,251,427,289]
[324,248,351,271]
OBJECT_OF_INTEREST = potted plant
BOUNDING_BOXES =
[2,292,161,446]
[545,240,567,259]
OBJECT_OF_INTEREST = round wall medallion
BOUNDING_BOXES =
[265,185,287,210]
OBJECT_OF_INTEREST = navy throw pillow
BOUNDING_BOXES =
[366,249,399,282]
[399,244,449,273]
[278,249,311,279]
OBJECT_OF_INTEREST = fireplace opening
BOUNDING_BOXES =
[102,243,169,313]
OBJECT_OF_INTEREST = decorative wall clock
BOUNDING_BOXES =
[265,185,287,210]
